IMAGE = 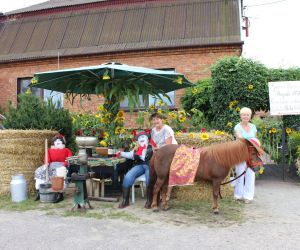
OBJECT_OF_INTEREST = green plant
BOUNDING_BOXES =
[3,93,75,150]
[210,57,269,131]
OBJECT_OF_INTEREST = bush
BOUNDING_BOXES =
[210,57,269,131]
[3,94,75,151]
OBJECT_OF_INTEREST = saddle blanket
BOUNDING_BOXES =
[168,145,202,186]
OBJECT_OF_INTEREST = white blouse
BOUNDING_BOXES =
[151,125,178,148]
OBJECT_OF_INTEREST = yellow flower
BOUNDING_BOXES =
[117,110,125,118]
[149,105,155,110]
[248,84,254,90]
[72,117,76,124]
[269,129,272,134]
[188,133,195,138]
[168,112,177,119]
[229,100,238,108]
[214,130,225,136]
[190,108,197,114]
[192,88,198,95]
[157,100,165,106]
[157,109,163,114]
[96,105,106,112]
[286,128,292,134]
[258,167,264,175]
[178,110,185,116]
[200,133,209,141]
[103,132,109,139]
[105,112,112,118]
[100,117,109,124]
[31,77,38,84]
[95,114,100,118]
[174,76,183,84]
[227,122,233,128]
[271,128,277,133]
[115,126,122,134]
[178,116,186,123]
[236,107,241,112]
[175,131,181,136]
[99,140,108,147]
[25,89,32,95]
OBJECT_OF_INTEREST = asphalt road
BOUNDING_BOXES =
[1,180,300,250]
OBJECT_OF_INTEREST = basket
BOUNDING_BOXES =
[51,177,64,191]
[96,147,108,156]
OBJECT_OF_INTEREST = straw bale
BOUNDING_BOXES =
[171,132,234,201]
[0,130,57,195]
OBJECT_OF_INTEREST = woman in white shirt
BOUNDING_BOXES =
[150,112,178,202]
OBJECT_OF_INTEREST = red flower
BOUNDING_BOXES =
[77,129,83,136]
[91,128,96,136]
[201,128,206,133]
[132,129,137,138]
[182,128,187,133]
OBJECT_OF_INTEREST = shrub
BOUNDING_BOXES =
[3,94,75,151]
[210,57,269,131]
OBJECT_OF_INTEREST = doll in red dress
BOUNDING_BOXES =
[34,134,72,202]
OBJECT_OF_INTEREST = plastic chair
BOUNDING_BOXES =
[131,174,146,203]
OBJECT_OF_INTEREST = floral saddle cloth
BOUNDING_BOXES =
[168,145,203,186]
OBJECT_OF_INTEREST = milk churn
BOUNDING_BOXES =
[10,174,27,202]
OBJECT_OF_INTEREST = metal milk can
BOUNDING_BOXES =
[10,174,28,202]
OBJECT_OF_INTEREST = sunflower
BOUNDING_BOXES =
[168,112,177,119]
[175,131,181,136]
[192,88,198,95]
[96,105,106,112]
[95,114,100,118]
[200,133,209,141]
[117,110,125,118]
[247,84,254,90]
[258,167,264,175]
[25,89,32,95]
[286,127,292,134]
[103,132,109,139]
[178,116,186,123]
[227,122,233,128]
[115,126,122,134]
[100,117,109,124]
[178,110,185,116]
[157,109,163,114]
[228,101,234,108]
[236,107,241,112]
[271,128,277,133]
[157,100,165,106]
[99,140,108,147]
[214,130,225,136]
[188,133,195,139]
[149,105,155,110]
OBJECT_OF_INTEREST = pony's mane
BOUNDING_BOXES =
[206,139,248,168]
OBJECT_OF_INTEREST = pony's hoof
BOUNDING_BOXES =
[213,209,219,215]
[152,207,159,213]
[162,206,170,211]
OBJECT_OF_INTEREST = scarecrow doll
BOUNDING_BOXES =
[117,131,153,208]
[34,134,72,202]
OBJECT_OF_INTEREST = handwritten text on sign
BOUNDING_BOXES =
[268,81,300,115]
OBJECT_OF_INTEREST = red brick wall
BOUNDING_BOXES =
[0,45,242,125]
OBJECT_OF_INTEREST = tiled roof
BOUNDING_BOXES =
[0,0,242,63]
[5,0,107,15]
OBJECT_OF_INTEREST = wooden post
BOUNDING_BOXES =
[45,139,49,182]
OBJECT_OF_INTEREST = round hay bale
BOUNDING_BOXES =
[0,130,57,195]
[171,132,234,201]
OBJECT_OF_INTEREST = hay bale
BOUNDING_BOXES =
[171,132,234,201]
[0,130,57,195]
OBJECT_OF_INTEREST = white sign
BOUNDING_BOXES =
[269,81,300,115]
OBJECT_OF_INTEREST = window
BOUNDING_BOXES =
[17,78,63,107]
[17,78,43,97]
[120,91,175,109]
[120,68,176,109]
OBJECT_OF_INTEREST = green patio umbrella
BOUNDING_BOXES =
[31,62,194,107]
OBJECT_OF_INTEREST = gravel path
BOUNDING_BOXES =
[0,179,300,250]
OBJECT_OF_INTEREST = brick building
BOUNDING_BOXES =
[0,0,243,123]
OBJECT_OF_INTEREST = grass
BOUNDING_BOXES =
[168,198,245,226]
[0,194,245,226]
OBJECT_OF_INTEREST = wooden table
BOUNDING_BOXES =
[67,156,126,202]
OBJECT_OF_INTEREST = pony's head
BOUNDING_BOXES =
[245,138,264,168]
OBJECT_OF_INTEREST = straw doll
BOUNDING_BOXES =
[34,134,72,202]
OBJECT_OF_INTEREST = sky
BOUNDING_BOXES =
[0,0,299,69]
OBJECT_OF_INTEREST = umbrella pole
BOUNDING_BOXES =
[45,139,49,183]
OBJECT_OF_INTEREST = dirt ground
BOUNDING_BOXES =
[0,179,300,250]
